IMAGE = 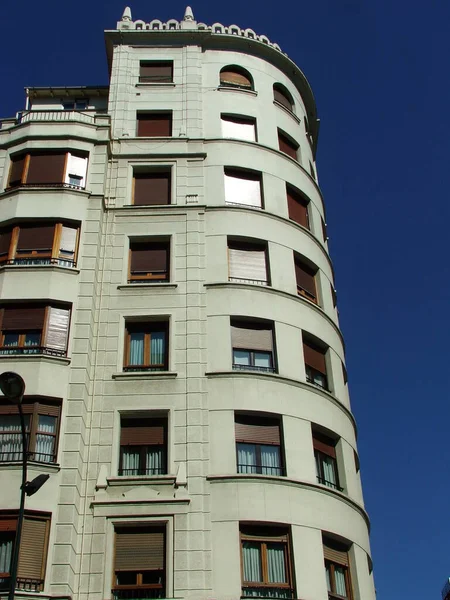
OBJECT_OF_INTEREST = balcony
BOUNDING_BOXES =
[0,346,67,358]
[241,586,294,599]
[0,109,110,131]
[113,588,164,600]
[0,577,44,593]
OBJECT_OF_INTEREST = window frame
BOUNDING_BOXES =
[286,185,310,230]
[235,414,285,477]
[0,398,61,464]
[0,222,80,268]
[313,431,342,491]
[219,66,254,91]
[7,151,88,190]
[303,337,329,391]
[128,239,170,283]
[124,321,169,372]
[132,168,172,206]
[273,83,295,113]
[231,319,276,374]
[119,416,168,477]
[136,112,173,137]
[278,129,299,161]
[240,526,294,599]
[139,61,173,84]
[227,239,269,286]
[220,114,257,142]
[224,167,263,209]
[323,538,353,600]
[294,254,318,304]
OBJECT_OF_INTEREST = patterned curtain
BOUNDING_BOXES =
[35,415,56,462]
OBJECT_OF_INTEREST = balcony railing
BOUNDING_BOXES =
[0,449,56,464]
[17,109,100,125]
[123,365,166,373]
[241,586,294,599]
[0,346,67,358]
[316,476,344,492]
[237,464,283,476]
[233,364,275,374]
[113,588,164,600]
[6,182,84,191]
[1,257,76,268]
[118,467,166,476]
[0,577,44,593]
[229,277,268,286]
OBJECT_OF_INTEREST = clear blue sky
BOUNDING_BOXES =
[1,1,448,598]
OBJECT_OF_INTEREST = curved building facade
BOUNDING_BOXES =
[0,7,375,600]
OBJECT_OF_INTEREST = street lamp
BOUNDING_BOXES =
[0,372,49,600]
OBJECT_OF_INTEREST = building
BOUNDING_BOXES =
[0,6,375,600]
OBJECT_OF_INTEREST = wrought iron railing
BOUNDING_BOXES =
[113,587,165,599]
[123,365,166,372]
[6,182,84,191]
[305,373,329,391]
[118,467,166,476]
[1,257,76,268]
[0,449,56,464]
[0,577,45,592]
[237,464,283,476]
[233,364,275,374]
[241,586,294,599]
[229,277,268,286]
[316,476,344,492]
[0,346,67,358]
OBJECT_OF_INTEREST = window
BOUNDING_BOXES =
[119,416,167,476]
[0,222,80,267]
[309,160,316,179]
[129,240,170,283]
[323,538,352,599]
[273,84,294,112]
[0,304,71,357]
[224,168,262,209]
[139,61,173,83]
[62,99,88,110]
[235,414,284,476]
[0,512,50,593]
[240,525,294,599]
[124,321,168,372]
[132,169,171,206]
[294,255,318,303]
[303,337,328,390]
[231,320,275,373]
[136,112,172,137]
[0,398,61,463]
[286,185,309,229]
[313,431,342,491]
[221,115,256,142]
[228,240,268,286]
[342,362,348,385]
[321,217,328,242]
[113,525,166,600]
[219,66,253,90]
[331,284,337,308]
[7,151,88,189]
[278,130,299,161]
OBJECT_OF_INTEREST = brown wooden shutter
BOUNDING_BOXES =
[140,62,173,82]
[26,153,66,184]
[295,258,316,298]
[273,87,292,111]
[1,306,46,330]
[9,155,26,187]
[130,242,168,272]
[231,322,273,351]
[235,415,280,445]
[16,226,55,251]
[323,539,349,566]
[220,69,252,88]
[303,340,327,374]
[115,527,165,571]
[134,173,171,205]
[313,432,336,458]
[120,418,166,445]
[228,243,267,283]
[287,187,309,228]
[0,229,12,259]
[18,515,49,581]
[137,113,172,137]
[278,132,298,160]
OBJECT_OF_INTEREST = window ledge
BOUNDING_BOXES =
[135,82,176,88]
[273,100,301,123]
[107,475,177,486]
[0,461,60,473]
[0,186,91,198]
[0,354,70,365]
[218,86,258,97]
[112,371,177,380]
[0,264,80,275]
[117,283,178,290]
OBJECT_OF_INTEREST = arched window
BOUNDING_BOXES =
[220,66,254,91]
[273,83,294,112]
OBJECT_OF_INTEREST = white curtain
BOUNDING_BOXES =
[325,563,332,592]
[121,449,140,475]
[243,542,262,582]
[267,544,286,583]
[322,455,337,487]
[0,415,29,461]
[0,537,12,577]
[261,446,281,476]
[129,333,144,366]
[146,447,164,475]
[224,172,261,208]
[35,415,56,463]
[150,332,165,367]
[237,443,257,474]
[335,566,347,597]
[221,118,256,142]
[121,447,164,475]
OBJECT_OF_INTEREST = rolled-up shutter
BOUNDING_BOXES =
[220,69,252,88]
[44,307,70,351]
[273,86,293,111]
[120,418,166,445]
[231,322,273,352]
[313,432,336,458]
[130,242,168,274]
[140,62,173,82]
[287,187,309,228]
[224,170,261,208]
[303,340,327,374]
[221,116,256,142]
[1,306,46,330]
[17,515,49,583]
[235,415,280,445]
[228,243,267,284]
[115,527,165,571]
[137,113,172,137]
[0,517,17,532]
[16,226,55,252]
[278,131,298,160]
[9,155,26,187]
[134,173,171,206]
[295,258,317,299]
[27,153,66,184]
[323,539,349,566]
[60,226,78,255]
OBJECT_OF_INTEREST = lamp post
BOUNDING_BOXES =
[0,371,49,600]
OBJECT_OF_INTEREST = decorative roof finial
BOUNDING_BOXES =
[121,6,132,21]
[183,6,194,21]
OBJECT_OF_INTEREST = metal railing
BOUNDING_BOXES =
[118,467,166,476]
[1,257,76,268]
[113,588,165,600]
[123,365,166,372]
[229,277,268,286]
[6,182,84,191]
[0,450,56,464]
[0,346,67,358]
[237,464,283,476]
[241,586,294,599]
[316,476,344,492]
[17,109,99,125]
[233,364,275,374]
[0,577,45,593]
[305,373,329,391]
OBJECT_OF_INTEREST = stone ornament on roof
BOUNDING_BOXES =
[117,5,285,55]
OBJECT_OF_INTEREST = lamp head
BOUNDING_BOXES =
[0,371,25,403]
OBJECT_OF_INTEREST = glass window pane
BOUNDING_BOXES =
[242,542,262,582]
[233,349,251,365]
[0,535,13,575]
[35,415,57,463]
[24,332,40,346]
[335,565,347,597]
[322,455,337,487]
[146,446,164,475]
[129,332,145,365]
[121,448,140,475]
[261,445,281,475]
[325,563,332,592]
[237,443,257,474]
[0,415,30,461]
[3,334,19,347]
[267,543,287,583]
[150,331,165,366]
[254,352,272,368]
